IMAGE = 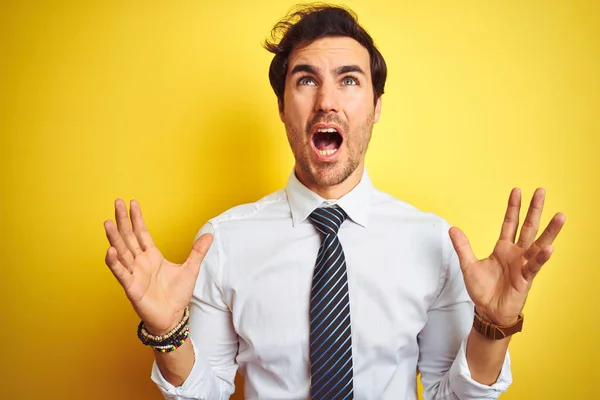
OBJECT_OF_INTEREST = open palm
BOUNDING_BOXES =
[103,199,213,335]
[449,188,566,326]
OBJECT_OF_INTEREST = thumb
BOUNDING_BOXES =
[185,233,214,276]
[449,227,477,271]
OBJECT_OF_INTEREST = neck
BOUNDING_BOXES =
[295,163,365,200]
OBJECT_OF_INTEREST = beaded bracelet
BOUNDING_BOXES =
[138,320,187,347]
[153,328,190,353]
[137,307,190,348]
[138,321,189,347]
[138,307,190,343]
[141,307,190,341]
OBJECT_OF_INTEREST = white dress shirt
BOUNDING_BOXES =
[152,170,512,399]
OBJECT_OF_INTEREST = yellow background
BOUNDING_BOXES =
[1,1,598,399]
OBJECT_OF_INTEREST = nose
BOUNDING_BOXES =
[314,81,340,114]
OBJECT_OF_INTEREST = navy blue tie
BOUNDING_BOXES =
[308,207,354,400]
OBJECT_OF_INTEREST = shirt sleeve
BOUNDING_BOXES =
[151,222,239,400]
[417,225,512,400]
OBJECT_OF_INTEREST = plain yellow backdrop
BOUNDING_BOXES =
[1,1,598,399]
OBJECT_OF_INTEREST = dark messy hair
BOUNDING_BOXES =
[263,4,387,106]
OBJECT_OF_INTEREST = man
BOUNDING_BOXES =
[103,5,565,399]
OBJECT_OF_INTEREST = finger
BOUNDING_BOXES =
[449,227,478,273]
[130,199,155,251]
[523,245,554,281]
[517,188,546,248]
[104,220,135,271]
[499,188,521,242]
[524,212,566,260]
[114,198,143,257]
[105,247,134,289]
[184,234,214,277]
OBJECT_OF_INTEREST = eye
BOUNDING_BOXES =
[298,76,317,86]
[341,76,359,86]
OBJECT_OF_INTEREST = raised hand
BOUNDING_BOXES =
[103,199,213,335]
[449,188,566,326]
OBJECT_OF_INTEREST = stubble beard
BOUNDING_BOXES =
[286,112,374,188]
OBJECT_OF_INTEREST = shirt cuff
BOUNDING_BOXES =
[448,338,513,399]
[151,338,209,399]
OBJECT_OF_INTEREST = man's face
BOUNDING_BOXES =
[280,36,382,190]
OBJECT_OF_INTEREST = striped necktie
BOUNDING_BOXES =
[308,207,354,399]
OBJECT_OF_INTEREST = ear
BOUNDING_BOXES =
[373,96,382,124]
[278,99,285,122]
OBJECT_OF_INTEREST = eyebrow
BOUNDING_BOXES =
[290,64,320,76]
[289,64,366,77]
[334,65,366,76]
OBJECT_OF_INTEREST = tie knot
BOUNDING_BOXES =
[308,207,348,236]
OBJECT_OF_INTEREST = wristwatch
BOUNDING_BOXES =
[473,309,524,340]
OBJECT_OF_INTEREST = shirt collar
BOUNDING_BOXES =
[285,168,373,228]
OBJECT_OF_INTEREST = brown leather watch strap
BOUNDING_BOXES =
[473,309,524,340]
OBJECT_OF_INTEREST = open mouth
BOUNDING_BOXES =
[312,127,343,157]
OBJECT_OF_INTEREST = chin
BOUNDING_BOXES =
[306,160,358,188]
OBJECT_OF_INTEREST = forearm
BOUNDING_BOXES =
[154,339,195,387]
[465,327,510,385]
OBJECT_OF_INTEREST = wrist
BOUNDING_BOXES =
[473,307,524,340]
[145,310,185,336]
[470,326,511,343]
[474,306,518,326]
[138,307,191,353]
